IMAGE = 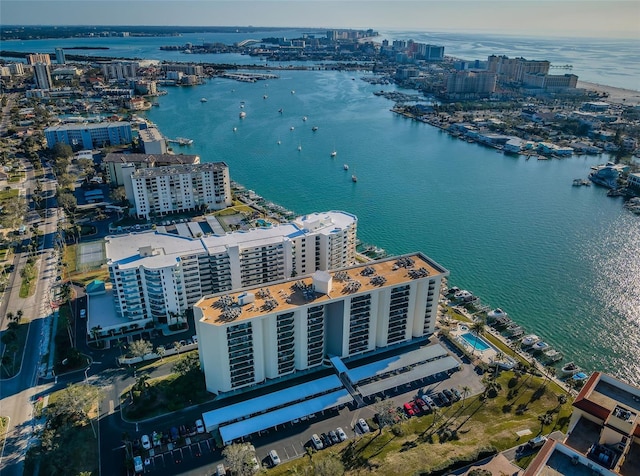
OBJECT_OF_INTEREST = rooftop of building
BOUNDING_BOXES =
[45,121,130,131]
[524,439,618,476]
[196,252,448,326]
[138,127,163,141]
[574,372,640,418]
[131,161,228,178]
[103,152,200,165]
[105,211,357,270]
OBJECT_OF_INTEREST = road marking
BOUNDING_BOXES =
[108,400,114,414]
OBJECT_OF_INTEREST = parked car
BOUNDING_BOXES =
[321,432,332,447]
[216,463,226,476]
[422,395,435,407]
[141,434,151,450]
[450,388,461,401]
[336,427,348,441]
[415,397,430,413]
[442,389,454,402]
[329,430,340,445]
[403,402,416,417]
[357,418,370,433]
[133,456,143,474]
[310,433,323,450]
[269,450,281,466]
[437,391,451,406]
[195,419,205,434]
[528,435,548,449]
[170,426,179,441]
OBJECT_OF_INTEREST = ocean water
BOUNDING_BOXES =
[6,30,639,383]
[143,71,640,385]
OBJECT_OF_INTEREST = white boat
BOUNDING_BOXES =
[291,90,295,94]
[454,290,474,302]
[302,116,307,121]
[560,362,580,377]
[505,325,523,337]
[263,95,268,99]
[487,308,508,322]
[298,144,302,151]
[521,334,540,347]
[532,341,550,352]
[543,349,563,362]
[331,150,337,157]
[278,108,283,113]
[290,126,295,131]
[200,98,207,102]
[276,140,281,145]
[352,175,357,183]
[233,127,237,132]
[312,126,318,132]
[239,111,246,119]
[343,164,349,170]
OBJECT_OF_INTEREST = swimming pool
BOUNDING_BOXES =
[460,332,491,352]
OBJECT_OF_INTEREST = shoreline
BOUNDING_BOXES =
[577,80,640,106]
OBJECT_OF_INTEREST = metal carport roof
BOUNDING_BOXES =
[347,344,449,383]
[357,355,460,397]
[202,375,342,431]
[219,389,352,444]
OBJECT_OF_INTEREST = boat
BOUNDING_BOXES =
[486,308,508,322]
[543,349,563,362]
[291,90,295,94]
[312,126,318,132]
[233,127,237,132]
[290,126,295,131]
[560,362,580,377]
[167,137,193,146]
[302,116,307,121]
[532,341,550,352]
[505,326,524,338]
[276,140,281,145]
[331,150,337,157]
[200,98,208,102]
[571,372,588,382]
[521,334,540,347]
[298,143,302,151]
[239,111,246,119]
[352,175,357,183]
[343,164,349,170]
[573,178,591,186]
[263,95,268,99]
[454,290,474,302]
[278,108,283,114]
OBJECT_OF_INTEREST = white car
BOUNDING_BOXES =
[357,418,370,433]
[195,419,205,434]
[336,427,348,441]
[310,433,323,450]
[269,450,281,466]
[141,434,151,450]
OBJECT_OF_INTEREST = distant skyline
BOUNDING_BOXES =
[2,0,639,39]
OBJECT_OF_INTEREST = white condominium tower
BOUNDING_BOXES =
[125,163,232,219]
[194,252,448,394]
[105,211,357,323]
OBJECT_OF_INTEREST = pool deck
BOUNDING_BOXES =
[450,324,499,365]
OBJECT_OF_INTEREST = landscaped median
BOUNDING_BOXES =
[269,370,573,476]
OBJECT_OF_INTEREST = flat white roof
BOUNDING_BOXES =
[202,375,342,431]
[358,356,460,397]
[219,389,352,444]
[105,211,357,269]
[346,344,449,383]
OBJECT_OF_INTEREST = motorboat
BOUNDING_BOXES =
[487,308,508,322]
[302,116,307,121]
[454,290,474,302]
[521,334,540,347]
[560,362,580,377]
[278,108,283,114]
[543,349,563,362]
[291,90,295,94]
[352,175,357,183]
[263,95,268,99]
[343,164,349,170]
[276,140,281,145]
[330,150,337,157]
[233,127,237,132]
[290,126,295,131]
[298,144,302,151]
[200,98,208,102]
[239,111,246,119]
[312,126,319,131]
[505,325,523,338]
[571,372,588,382]
[532,341,550,352]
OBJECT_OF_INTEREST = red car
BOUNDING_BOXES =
[403,402,416,417]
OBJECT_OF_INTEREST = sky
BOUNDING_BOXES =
[2,0,639,39]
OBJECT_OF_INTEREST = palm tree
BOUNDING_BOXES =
[471,317,486,357]
[543,365,556,389]
[6,312,14,323]
[494,350,505,378]
[173,341,183,356]
[461,385,471,408]
[155,346,165,361]
[16,309,23,321]
[538,413,553,433]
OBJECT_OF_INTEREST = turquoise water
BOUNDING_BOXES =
[143,70,640,385]
[460,333,491,352]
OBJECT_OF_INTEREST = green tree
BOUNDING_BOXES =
[173,340,183,355]
[128,339,152,358]
[461,385,471,407]
[57,192,77,214]
[52,142,73,160]
[372,396,398,434]
[223,443,258,476]
[48,383,101,426]
[155,345,166,361]
[172,353,200,376]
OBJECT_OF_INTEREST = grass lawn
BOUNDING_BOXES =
[63,244,77,276]
[69,268,110,287]
[19,261,37,298]
[269,371,572,476]
[0,188,19,201]
[0,416,8,449]
[53,305,89,375]
[0,319,31,378]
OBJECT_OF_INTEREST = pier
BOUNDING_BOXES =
[220,72,279,82]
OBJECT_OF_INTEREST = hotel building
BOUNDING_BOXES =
[26,53,51,65]
[125,162,232,219]
[33,63,53,90]
[194,252,448,395]
[105,211,358,323]
[44,122,133,150]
